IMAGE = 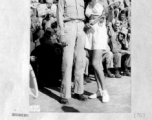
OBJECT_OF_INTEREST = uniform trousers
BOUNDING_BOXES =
[102,50,114,69]
[60,21,86,99]
[113,52,131,68]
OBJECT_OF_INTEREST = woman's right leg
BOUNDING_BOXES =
[92,49,106,90]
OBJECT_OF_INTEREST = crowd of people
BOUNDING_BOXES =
[30,0,131,104]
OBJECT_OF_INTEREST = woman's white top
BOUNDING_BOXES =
[85,2,108,50]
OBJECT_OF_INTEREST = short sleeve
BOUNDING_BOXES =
[85,5,91,17]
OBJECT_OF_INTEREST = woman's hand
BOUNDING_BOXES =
[86,23,92,28]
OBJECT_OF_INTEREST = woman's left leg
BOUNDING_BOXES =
[92,49,106,90]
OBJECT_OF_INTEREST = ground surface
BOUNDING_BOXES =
[30,75,131,113]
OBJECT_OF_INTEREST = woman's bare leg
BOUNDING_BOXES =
[92,49,106,90]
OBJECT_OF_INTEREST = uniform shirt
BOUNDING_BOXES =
[110,34,122,53]
[37,3,48,17]
[108,22,122,53]
[108,0,124,9]
[120,18,128,29]
[48,4,57,17]
[57,0,85,35]
[31,15,40,32]
[44,19,52,30]
[119,37,128,50]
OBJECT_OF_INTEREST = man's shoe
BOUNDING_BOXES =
[106,69,115,78]
[59,98,69,104]
[73,94,87,101]
[124,69,131,76]
[115,69,122,78]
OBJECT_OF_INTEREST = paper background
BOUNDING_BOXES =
[0,0,152,120]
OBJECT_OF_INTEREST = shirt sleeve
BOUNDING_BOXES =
[57,0,65,35]
[108,22,115,37]
[124,0,131,7]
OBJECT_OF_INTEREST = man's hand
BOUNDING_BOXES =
[59,35,68,47]
[30,56,36,62]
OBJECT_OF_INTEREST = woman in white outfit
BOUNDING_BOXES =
[85,0,110,102]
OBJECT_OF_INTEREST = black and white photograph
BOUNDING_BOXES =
[1,0,152,119]
[29,0,131,113]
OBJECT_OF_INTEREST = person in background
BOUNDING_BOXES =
[42,14,53,30]
[109,20,131,77]
[40,0,56,31]
[102,44,115,78]
[84,50,92,85]
[105,0,121,28]
[31,5,45,46]
[31,4,44,47]
[46,0,57,23]
[118,10,128,30]
[108,20,122,78]
[123,0,131,8]
[37,1,48,26]
[117,28,131,76]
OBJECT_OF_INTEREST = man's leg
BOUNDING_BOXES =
[84,57,89,77]
[84,57,89,85]
[102,51,115,78]
[84,56,92,84]
[113,52,122,78]
[122,53,131,76]
[73,22,87,101]
[60,22,76,103]
[106,51,114,69]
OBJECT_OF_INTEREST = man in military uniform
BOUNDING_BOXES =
[57,0,87,104]
[108,20,122,78]
[109,21,131,77]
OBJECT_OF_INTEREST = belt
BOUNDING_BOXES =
[64,19,83,23]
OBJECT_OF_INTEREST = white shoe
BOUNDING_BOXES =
[89,89,102,99]
[102,90,110,103]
